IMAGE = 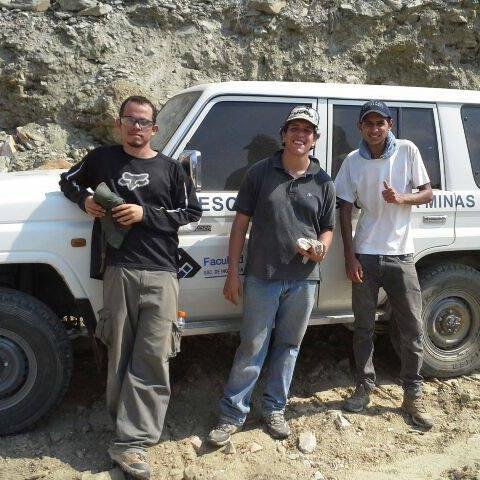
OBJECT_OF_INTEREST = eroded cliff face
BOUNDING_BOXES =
[0,0,479,170]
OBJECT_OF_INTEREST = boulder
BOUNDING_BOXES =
[250,442,263,453]
[0,135,17,157]
[0,156,10,173]
[334,411,352,430]
[16,125,46,146]
[298,431,316,454]
[189,435,202,454]
[79,3,112,16]
[445,10,468,23]
[36,158,73,169]
[224,440,236,455]
[0,0,50,11]
[81,468,126,480]
[183,466,197,480]
[57,0,97,12]
[249,0,286,15]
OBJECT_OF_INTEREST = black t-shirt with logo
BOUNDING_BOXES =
[234,150,336,281]
[60,145,202,278]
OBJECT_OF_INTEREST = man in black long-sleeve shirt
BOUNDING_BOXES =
[60,96,202,480]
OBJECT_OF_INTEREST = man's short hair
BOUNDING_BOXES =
[119,95,158,122]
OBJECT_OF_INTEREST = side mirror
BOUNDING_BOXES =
[179,150,202,192]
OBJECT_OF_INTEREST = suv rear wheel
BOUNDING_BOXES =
[0,288,73,435]
[390,263,480,377]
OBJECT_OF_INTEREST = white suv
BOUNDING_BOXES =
[1,82,479,434]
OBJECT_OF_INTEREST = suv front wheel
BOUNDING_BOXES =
[0,288,73,435]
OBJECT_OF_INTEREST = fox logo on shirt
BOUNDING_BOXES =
[118,172,150,190]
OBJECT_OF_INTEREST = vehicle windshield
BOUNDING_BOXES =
[152,91,202,153]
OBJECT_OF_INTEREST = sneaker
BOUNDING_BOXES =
[264,411,291,439]
[208,423,241,446]
[343,385,371,413]
[401,396,434,429]
[108,448,151,480]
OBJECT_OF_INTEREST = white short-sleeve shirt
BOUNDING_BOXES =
[334,139,430,255]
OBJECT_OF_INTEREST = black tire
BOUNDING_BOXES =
[0,288,73,435]
[390,263,480,378]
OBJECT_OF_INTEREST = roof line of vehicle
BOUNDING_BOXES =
[179,81,480,104]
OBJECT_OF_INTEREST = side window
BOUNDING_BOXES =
[461,105,480,188]
[399,108,441,190]
[331,105,441,189]
[186,101,301,191]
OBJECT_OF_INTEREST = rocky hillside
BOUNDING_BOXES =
[0,0,479,171]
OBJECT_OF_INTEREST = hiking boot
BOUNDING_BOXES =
[343,385,371,413]
[208,423,241,446]
[401,396,434,429]
[108,448,151,480]
[264,411,291,439]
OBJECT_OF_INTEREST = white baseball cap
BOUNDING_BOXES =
[284,106,320,129]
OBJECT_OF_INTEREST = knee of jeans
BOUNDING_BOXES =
[237,333,270,360]
[282,344,301,357]
[272,332,304,348]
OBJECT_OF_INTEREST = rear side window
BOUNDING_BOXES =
[332,105,441,189]
[461,105,480,188]
[186,101,301,191]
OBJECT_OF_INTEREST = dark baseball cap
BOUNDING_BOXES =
[359,100,392,122]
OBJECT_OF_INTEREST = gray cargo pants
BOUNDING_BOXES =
[96,266,180,453]
[352,254,424,398]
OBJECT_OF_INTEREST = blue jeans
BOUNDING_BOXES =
[219,275,317,425]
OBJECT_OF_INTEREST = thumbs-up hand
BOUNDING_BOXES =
[382,180,404,204]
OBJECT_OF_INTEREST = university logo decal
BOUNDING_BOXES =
[177,248,201,279]
[118,172,150,190]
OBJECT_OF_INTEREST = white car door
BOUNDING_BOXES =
[172,96,319,333]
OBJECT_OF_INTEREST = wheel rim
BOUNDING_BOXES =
[0,328,38,411]
[424,290,480,357]
[428,297,471,349]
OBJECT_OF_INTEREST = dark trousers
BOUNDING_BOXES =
[352,254,424,398]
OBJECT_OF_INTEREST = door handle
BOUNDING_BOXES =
[423,215,447,224]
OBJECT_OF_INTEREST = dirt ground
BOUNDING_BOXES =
[1,326,480,480]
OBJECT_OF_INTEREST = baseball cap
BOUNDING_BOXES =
[284,106,320,129]
[359,100,392,122]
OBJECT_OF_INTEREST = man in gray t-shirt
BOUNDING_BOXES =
[208,106,336,446]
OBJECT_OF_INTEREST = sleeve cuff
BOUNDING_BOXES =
[336,193,355,204]
[78,192,90,213]
[234,206,253,217]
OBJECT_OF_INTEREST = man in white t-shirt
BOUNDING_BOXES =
[335,100,434,429]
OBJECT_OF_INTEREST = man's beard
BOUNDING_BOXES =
[126,136,147,148]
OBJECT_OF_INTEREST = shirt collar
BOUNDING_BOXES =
[272,150,321,176]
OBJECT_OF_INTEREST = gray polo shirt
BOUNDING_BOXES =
[235,150,336,281]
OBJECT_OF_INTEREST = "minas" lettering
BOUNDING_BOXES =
[417,194,476,209]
